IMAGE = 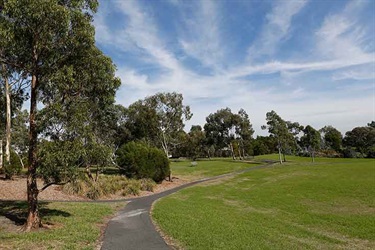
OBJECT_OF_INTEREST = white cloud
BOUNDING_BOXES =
[315,0,371,61]
[247,0,308,59]
[228,56,374,79]
[332,63,375,81]
[178,0,224,71]
[94,0,374,136]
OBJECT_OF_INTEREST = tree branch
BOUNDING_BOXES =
[39,181,69,193]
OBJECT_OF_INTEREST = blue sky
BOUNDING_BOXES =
[94,0,374,136]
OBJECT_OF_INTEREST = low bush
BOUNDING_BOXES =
[62,174,157,199]
[140,178,156,192]
[116,141,170,183]
[3,150,23,179]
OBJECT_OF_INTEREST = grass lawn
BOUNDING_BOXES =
[153,156,375,249]
[0,201,126,249]
[171,159,260,181]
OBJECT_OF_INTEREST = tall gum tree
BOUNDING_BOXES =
[301,125,321,162]
[0,0,99,231]
[261,110,290,164]
[204,108,253,159]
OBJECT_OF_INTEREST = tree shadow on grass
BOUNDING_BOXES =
[0,200,71,226]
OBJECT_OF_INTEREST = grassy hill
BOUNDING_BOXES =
[153,156,375,249]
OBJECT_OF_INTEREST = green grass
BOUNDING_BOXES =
[170,159,260,181]
[0,201,126,249]
[153,156,375,249]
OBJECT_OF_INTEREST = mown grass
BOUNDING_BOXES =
[0,201,126,249]
[153,156,375,249]
[170,159,260,181]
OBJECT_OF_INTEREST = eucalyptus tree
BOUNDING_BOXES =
[125,92,192,158]
[0,0,105,231]
[185,125,206,160]
[261,110,290,164]
[204,108,253,159]
[301,125,321,162]
[343,125,375,157]
[0,71,27,170]
[285,121,303,156]
[320,125,342,152]
[234,109,254,159]
[39,46,120,182]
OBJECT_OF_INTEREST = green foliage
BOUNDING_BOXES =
[37,140,82,185]
[122,92,192,157]
[343,126,375,157]
[116,141,170,183]
[204,108,254,158]
[320,125,343,152]
[3,150,22,179]
[253,136,277,155]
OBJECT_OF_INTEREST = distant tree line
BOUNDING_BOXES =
[0,0,373,231]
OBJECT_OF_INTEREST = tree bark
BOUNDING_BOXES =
[25,73,41,231]
[2,64,11,164]
[237,142,242,160]
[278,140,283,164]
[230,143,235,160]
[0,140,3,170]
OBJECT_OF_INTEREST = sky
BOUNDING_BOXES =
[93,0,375,136]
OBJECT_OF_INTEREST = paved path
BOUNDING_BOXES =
[100,162,275,250]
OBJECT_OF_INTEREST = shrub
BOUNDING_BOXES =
[3,150,23,179]
[342,147,361,158]
[116,141,170,183]
[366,146,375,158]
[86,182,103,200]
[140,178,156,192]
[62,174,158,199]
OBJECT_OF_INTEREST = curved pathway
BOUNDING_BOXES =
[100,161,275,250]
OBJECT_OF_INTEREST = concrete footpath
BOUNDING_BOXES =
[100,162,275,250]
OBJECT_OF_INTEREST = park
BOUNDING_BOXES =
[0,0,374,249]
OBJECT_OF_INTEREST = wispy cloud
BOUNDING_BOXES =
[247,0,309,60]
[94,0,374,135]
[315,0,371,61]
[332,63,375,81]
[178,0,224,71]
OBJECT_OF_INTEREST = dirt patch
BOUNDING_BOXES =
[0,174,189,202]
[0,175,89,201]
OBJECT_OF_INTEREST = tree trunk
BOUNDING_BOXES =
[25,73,41,231]
[237,143,242,160]
[230,143,235,160]
[161,131,169,158]
[15,151,25,168]
[311,150,315,163]
[0,139,3,170]
[278,140,282,164]
[3,64,11,164]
